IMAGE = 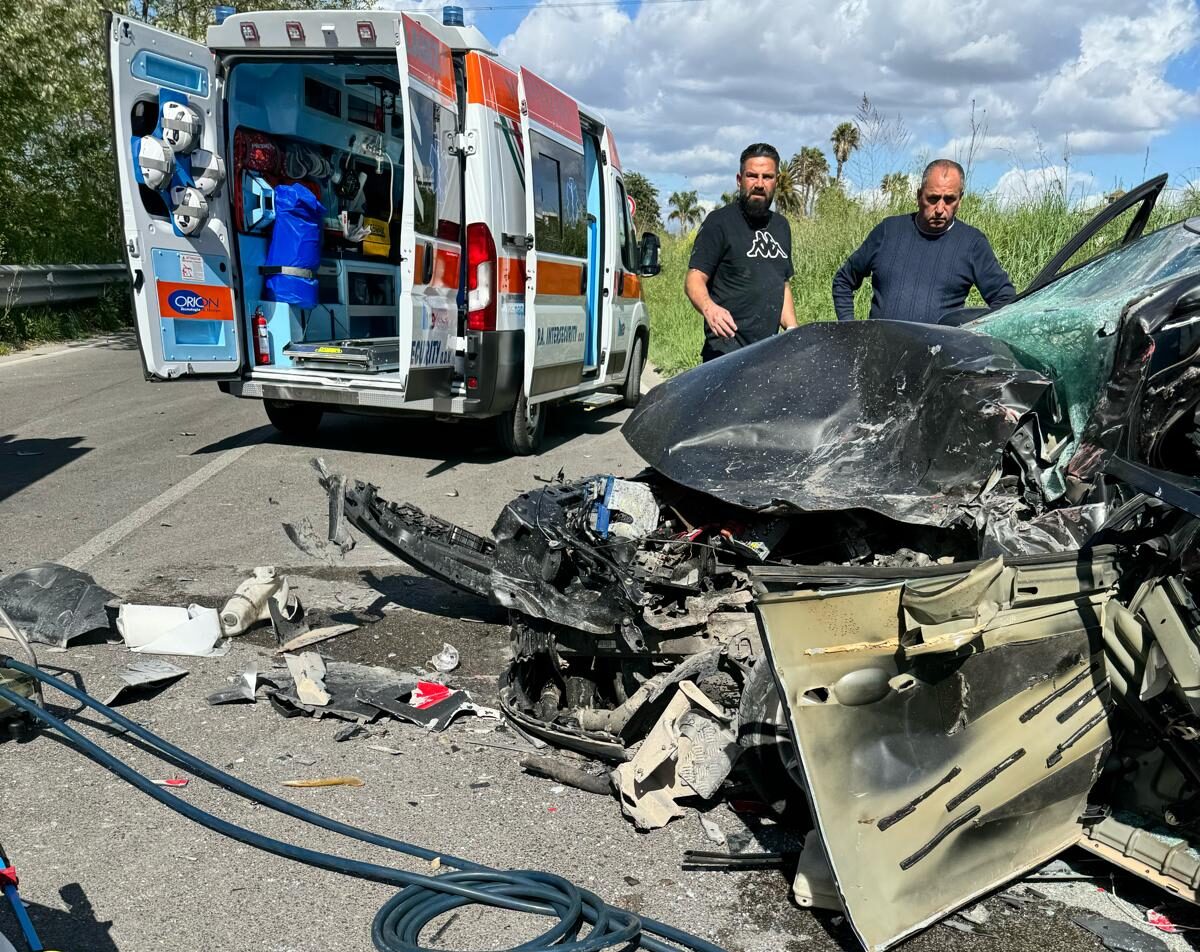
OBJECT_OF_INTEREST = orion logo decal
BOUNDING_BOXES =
[167,289,218,315]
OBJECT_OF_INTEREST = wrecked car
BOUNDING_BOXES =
[300,175,1200,949]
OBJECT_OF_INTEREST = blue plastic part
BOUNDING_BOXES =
[443,5,465,26]
[242,171,276,233]
[264,185,324,309]
[213,5,236,25]
[594,475,615,539]
[132,50,209,97]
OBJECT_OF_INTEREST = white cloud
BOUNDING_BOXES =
[496,0,1200,200]
[990,164,1099,205]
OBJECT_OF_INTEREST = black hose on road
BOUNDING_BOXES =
[0,658,725,952]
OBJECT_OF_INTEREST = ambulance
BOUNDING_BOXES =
[107,6,660,453]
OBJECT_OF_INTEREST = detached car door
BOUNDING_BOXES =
[107,12,242,380]
[755,552,1119,950]
[518,68,588,398]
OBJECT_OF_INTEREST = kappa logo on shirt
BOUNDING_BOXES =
[747,230,788,259]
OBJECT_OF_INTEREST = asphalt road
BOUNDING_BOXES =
[0,335,1191,952]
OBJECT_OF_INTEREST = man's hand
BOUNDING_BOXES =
[703,303,738,338]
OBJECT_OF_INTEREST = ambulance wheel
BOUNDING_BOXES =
[498,393,545,455]
[264,399,324,439]
[621,334,646,409]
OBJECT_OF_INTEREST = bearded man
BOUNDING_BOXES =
[685,143,797,363]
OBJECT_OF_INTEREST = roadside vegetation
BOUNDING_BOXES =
[0,0,355,352]
[646,185,1200,376]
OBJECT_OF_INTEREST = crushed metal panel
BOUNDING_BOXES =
[622,319,1051,527]
[756,552,1117,951]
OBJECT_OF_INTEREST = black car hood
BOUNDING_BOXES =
[623,320,1053,527]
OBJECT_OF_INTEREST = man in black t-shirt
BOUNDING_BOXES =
[686,143,796,363]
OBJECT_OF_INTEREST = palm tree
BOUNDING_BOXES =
[667,190,704,234]
[880,171,910,204]
[791,147,830,216]
[720,190,738,207]
[830,121,861,188]
[772,161,804,218]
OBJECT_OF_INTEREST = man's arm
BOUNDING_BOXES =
[780,283,797,330]
[831,227,881,321]
[686,268,737,338]
[972,234,1017,308]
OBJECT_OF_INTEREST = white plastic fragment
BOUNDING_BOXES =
[116,604,230,657]
[431,642,460,673]
[221,566,292,636]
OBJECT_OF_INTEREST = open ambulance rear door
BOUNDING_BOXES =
[517,69,589,399]
[395,13,461,402]
[107,12,242,380]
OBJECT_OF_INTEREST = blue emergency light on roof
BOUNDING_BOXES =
[212,5,235,25]
[443,5,465,26]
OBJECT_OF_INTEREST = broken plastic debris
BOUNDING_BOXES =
[269,661,417,722]
[284,652,331,707]
[614,681,738,830]
[152,778,190,788]
[221,566,295,636]
[1072,914,1170,952]
[116,604,230,657]
[101,659,188,706]
[206,666,263,705]
[1146,909,1181,934]
[699,815,726,846]
[276,623,357,655]
[0,563,118,647]
[431,642,460,673]
[361,680,500,732]
[281,776,365,788]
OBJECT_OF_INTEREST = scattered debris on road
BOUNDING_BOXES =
[101,659,188,706]
[116,603,229,657]
[0,563,116,647]
[281,776,365,788]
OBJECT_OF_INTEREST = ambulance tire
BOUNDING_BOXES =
[264,399,324,439]
[498,393,545,456]
[621,333,646,409]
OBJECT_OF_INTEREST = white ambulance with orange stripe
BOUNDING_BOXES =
[108,6,660,453]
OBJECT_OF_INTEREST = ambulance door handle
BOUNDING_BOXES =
[579,264,587,296]
[422,241,435,285]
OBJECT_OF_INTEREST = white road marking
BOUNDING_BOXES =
[0,337,120,370]
[61,443,256,569]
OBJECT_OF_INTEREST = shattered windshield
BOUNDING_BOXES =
[971,221,1200,496]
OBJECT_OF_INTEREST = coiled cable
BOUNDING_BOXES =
[0,658,724,952]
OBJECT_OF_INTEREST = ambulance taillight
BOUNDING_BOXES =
[466,222,497,331]
[253,309,271,365]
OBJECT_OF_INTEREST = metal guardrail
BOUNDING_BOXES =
[0,264,127,308]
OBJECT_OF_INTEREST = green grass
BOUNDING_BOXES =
[0,287,132,355]
[645,187,1200,377]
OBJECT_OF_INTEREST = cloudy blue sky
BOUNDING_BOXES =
[396,0,1200,205]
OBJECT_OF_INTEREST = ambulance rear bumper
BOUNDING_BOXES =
[220,329,523,417]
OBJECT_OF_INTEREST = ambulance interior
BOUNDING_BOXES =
[224,59,435,376]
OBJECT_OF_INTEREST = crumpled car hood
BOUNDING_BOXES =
[623,319,1052,527]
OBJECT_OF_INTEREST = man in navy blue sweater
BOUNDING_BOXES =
[832,159,1015,323]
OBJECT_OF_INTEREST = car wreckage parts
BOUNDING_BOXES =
[0,658,726,952]
[291,262,1200,948]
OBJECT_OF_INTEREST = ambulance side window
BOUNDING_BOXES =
[530,132,586,258]
[532,149,562,249]
[615,178,637,272]
[410,91,439,238]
